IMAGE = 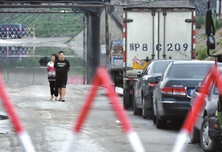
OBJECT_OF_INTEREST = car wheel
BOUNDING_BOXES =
[142,97,148,119]
[123,89,131,109]
[152,100,156,124]
[133,95,142,115]
[152,111,156,124]
[190,127,200,144]
[200,117,221,151]
[155,103,167,129]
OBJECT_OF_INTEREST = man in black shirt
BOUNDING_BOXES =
[54,51,70,102]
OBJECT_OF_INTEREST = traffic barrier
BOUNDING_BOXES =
[61,66,145,152]
[0,73,35,152]
[6,26,9,39]
[172,63,222,152]
[26,27,35,39]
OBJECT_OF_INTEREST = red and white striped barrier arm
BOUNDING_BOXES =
[61,66,145,152]
[0,74,35,152]
[172,66,218,152]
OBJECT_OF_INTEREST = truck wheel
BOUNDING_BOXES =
[123,89,131,109]
[200,117,221,151]
[133,96,142,115]
[190,127,200,144]
[142,97,148,119]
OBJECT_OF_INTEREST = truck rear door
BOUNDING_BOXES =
[156,9,195,59]
[124,10,153,69]
[124,7,195,69]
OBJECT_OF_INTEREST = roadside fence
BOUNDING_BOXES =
[0,26,35,39]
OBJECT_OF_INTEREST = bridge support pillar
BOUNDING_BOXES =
[86,12,101,84]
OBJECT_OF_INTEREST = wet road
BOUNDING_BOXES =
[0,84,203,152]
[0,37,203,151]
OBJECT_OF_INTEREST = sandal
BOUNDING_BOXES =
[55,97,58,101]
[50,96,53,100]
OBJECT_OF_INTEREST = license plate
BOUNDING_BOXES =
[189,89,194,96]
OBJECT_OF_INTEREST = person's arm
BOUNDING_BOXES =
[54,61,57,72]
[67,61,70,72]
[47,63,49,72]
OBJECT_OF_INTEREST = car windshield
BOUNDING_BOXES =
[152,61,171,73]
[167,64,212,79]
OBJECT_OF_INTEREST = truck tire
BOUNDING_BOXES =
[142,97,148,119]
[123,89,131,109]
[133,95,142,115]
[200,117,221,151]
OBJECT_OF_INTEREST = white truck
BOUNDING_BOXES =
[122,6,196,109]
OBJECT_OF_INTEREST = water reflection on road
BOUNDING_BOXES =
[0,46,86,85]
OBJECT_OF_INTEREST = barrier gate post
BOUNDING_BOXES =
[172,65,222,152]
[0,74,35,152]
[61,66,145,152]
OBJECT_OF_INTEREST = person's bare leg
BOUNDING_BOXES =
[58,88,61,100]
[61,87,66,100]
[50,95,53,100]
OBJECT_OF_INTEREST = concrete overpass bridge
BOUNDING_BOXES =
[0,0,112,84]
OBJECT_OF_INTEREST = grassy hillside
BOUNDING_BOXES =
[0,8,83,37]
[195,15,222,60]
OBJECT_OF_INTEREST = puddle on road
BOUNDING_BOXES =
[0,46,87,85]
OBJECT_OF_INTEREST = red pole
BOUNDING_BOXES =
[0,74,24,134]
[74,72,101,133]
[99,67,133,133]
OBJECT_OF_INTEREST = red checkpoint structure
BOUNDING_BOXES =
[61,66,145,152]
[172,63,222,152]
[0,73,36,152]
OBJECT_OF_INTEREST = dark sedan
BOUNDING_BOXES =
[151,60,220,129]
[133,59,176,119]
[189,68,222,152]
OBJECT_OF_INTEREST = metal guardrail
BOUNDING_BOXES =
[0,26,35,39]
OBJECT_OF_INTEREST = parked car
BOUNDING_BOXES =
[0,23,26,38]
[151,60,222,129]
[133,59,176,119]
[189,67,222,152]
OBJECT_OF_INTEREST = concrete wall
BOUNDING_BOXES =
[100,9,122,66]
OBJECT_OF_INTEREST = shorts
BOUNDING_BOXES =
[56,77,67,88]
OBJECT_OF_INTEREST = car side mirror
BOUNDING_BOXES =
[206,9,216,36]
[148,77,158,83]
[205,7,217,56]
[137,71,142,77]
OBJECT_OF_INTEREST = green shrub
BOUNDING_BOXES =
[196,45,217,60]
[196,15,205,29]
[217,19,222,29]
[0,9,83,37]
[196,45,208,60]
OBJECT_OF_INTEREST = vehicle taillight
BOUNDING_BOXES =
[149,82,157,86]
[161,87,186,96]
[149,78,159,87]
